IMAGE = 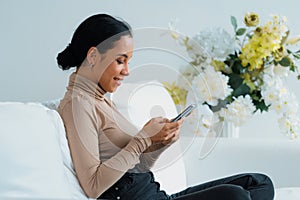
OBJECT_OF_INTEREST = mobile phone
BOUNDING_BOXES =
[171,104,197,122]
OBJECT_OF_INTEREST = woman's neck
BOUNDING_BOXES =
[76,65,99,85]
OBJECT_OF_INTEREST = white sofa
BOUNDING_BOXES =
[0,81,300,199]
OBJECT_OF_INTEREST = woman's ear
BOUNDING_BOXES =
[86,47,99,67]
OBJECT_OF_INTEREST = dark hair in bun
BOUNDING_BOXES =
[57,14,132,70]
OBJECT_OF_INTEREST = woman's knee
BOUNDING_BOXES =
[251,173,275,199]
[258,173,274,185]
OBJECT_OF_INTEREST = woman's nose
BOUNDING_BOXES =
[121,63,130,76]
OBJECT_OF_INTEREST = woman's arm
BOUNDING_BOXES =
[59,97,151,198]
[135,119,183,171]
[134,143,168,171]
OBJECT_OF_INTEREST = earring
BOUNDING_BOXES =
[90,63,94,68]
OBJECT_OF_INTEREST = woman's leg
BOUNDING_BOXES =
[170,173,274,200]
[171,184,251,200]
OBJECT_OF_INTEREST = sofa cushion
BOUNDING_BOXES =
[0,102,87,199]
[111,81,179,129]
[275,187,300,200]
[45,105,91,200]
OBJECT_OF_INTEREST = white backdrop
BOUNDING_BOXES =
[1,0,299,138]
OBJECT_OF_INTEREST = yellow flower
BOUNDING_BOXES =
[240,15,285,71]
[211,59,225,72]
[171,32,179,39]
[273,46,286,62]
[244,12,260,27]
[254,27,263,36]
[162,82,188,105]
[242,73,257,92]
[168,21,179,39]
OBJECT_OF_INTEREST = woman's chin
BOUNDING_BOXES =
[109,86,119,93]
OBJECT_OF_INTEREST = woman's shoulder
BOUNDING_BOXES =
[58,92,88,112]
[59,91,109,117]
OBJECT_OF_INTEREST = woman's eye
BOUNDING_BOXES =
[116,59,124,64]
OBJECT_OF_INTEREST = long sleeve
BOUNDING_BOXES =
[134,143,169,172]
[59,96,151,198]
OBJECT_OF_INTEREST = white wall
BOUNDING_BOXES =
[0,0,299,138]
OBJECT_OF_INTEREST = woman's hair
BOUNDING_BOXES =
[57,14,132,70]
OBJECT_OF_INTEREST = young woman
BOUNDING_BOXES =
[57,14,274,200]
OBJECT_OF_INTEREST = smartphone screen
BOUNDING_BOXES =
[171,104,197,122]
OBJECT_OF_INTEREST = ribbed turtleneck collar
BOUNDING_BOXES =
[67,72,106,101]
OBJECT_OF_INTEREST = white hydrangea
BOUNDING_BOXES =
[261,88,280,106]
[278,114,300,138]
[184,91,218,136]
[261,74,285,105]
[272,93,299,115]
[261,70,300,136]
[270,15,289,38]
[189,104,216,136]
[273,65,291,77]
[184,37,211,65]
[191,66,232,106]
[262,73,298,115]
[193,27,236,61]
[264,64,291,78]
[177,65,199,91]
[220,95,256,126]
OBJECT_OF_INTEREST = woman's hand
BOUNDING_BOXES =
[161,118,184,146]
[142,117,184,145]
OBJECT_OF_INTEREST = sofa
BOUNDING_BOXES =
[0,80,300,199]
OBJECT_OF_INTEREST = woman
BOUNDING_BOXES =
[57,14,274,200]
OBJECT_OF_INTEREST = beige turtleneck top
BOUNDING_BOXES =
[58,72,166,198]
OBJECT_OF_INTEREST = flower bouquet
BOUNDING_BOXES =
[164,12,300,138]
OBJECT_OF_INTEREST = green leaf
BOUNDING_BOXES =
[290,64,296,72]
[228,73,251,97]
[253,99,269,113]
[279,57,291,66]
[232,60,245,74]
[236,28,246,36]
[293,53,300,59]
[231,16,238,31]
[243,79,256,92]
[250,91,269,112]
[228,73,243,89]
[251,93,260,101]
[232,84,250,97]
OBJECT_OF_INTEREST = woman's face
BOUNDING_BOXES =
[97,35,134,93]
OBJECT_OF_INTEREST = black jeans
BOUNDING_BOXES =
[98,172,274,200]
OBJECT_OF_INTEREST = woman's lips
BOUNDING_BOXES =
[113,77,123,86]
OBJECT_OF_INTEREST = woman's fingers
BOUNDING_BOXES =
[163,118,184,132]
[144,117,184,144]
[161,119,183,143]
[162,130,180,145]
